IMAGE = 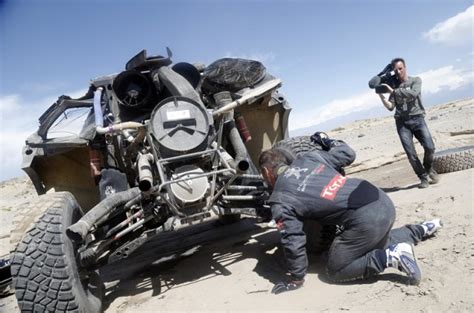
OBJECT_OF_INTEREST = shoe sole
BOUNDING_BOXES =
[399,246,421,285]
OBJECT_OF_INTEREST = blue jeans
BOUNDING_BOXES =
[396,115,435,179]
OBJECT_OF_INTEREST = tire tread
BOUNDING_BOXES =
[433,146,474,174]
[11,192,101,312]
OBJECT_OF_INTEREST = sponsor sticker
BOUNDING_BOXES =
[166,110,191,121]
[320,174,347,200]
[283,167,308,180]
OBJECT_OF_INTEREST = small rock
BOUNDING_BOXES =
[358,134,365,138]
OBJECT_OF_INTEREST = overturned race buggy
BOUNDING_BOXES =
[10,49,327,312]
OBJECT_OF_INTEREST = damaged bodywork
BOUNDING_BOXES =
[10,48,293,311]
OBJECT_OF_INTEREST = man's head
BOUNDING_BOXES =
[391,57,408,82]
[259,148,294,188]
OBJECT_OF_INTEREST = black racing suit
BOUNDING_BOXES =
[269,142,425,282]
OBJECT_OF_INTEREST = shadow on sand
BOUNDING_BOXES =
[100,217,417,309]
[381,183,419,193]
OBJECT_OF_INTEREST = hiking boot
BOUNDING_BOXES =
[386,243,421,285]
[428,169,440,184]
[421,219,443,238]
[418,177,429,189]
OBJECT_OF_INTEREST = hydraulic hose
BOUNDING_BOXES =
[96,121,145,135]
[93,87,104,127]
[228,124,250,172]
[66,187,141,243]
[137,153,154,192]
[214,91,250,172]
[93,85,144,135]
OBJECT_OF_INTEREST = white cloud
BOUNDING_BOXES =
[0,95,21,112]
[0,97,38,180]
[290,64,473,131]
[0,88,87,181]
[423,5,474,46]
[290,90,378,130]
[419,65,473,94]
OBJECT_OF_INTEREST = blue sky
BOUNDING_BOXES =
[0,0,473,180]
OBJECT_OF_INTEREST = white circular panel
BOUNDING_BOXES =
[170,165,209,203]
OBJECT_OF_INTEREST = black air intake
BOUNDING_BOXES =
[113,70,155,109]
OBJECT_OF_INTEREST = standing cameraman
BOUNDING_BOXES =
[378,58,439,188]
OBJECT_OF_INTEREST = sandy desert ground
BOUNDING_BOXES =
[0,98,473,312]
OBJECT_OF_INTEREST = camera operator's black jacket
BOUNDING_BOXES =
[269,142,382,279]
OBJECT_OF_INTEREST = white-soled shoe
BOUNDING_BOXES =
[386,243,421,285]
[421,219,443,238]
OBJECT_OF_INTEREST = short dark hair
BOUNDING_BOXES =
[259,148,294,173]
[391,57,406,67]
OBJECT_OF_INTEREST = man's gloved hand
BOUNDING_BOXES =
[271,277,304,294]
[310,131,335,151]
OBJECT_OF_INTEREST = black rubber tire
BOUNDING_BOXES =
[273,135,322,158]
[433,145,474,174]
[10,192,103,312]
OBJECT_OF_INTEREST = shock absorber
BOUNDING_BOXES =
[234,111,252,143]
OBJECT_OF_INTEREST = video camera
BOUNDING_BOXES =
[368,63,400,94]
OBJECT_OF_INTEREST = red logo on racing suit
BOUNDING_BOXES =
[313,164,325,174]
[320,174,347,200]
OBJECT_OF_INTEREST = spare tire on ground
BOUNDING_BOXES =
[433,145,474,174]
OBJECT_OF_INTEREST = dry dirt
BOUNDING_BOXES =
[0,99,473,312]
